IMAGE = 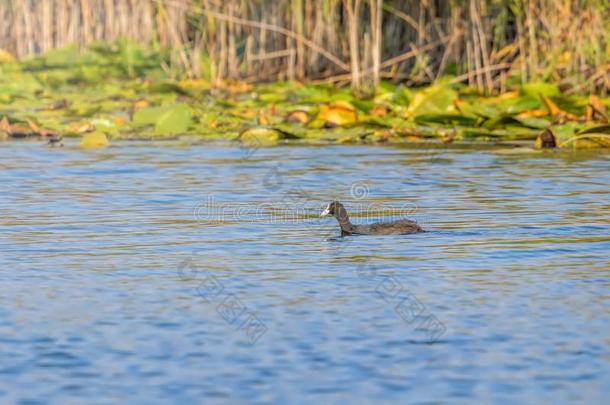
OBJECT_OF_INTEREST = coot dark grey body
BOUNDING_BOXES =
[320,201,424,236]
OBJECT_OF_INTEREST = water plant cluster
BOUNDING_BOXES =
[0,44,608,149]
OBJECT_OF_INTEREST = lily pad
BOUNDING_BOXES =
[154,103,192,135]
[133,105,165,126]
[484,115,550,130]
[239,127,283,146]
[284,110,310,125]
[415,113,478,126]
[521,82,560,98]
[80,132,109,148]
[133,103,192,135]
[405,84,457,118]
[578,124,610,135]
[314,103,358,127]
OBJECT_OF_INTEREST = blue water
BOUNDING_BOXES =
[1,140,609,403]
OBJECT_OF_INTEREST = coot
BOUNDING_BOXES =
[320,201,424,236]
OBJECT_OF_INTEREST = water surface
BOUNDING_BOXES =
[1,140,609,403]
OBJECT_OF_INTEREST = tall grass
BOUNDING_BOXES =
[0,0,608,94]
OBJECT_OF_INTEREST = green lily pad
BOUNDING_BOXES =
[405,84,457,118]
[133,106,166,126]
[148,81,190,96]
[132,103,193,135]
[154,103,192,135]
[484,115,550,130]
[521,82,560,98]
[414,113,478,126]
[578,124,610,135]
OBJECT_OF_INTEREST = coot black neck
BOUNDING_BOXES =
[335,205,354,235]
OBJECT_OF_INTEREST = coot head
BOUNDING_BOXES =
[320,201,348,220]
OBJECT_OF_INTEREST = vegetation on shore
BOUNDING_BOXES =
[1,0,608,94]
[1,43,609,149]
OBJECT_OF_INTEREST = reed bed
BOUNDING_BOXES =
[0,0,608,94]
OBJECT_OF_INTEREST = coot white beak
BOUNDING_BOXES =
[320,205,331,217]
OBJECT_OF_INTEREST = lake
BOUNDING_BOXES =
[1,140,609,403]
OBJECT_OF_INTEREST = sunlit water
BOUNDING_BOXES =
[1,140,609,403]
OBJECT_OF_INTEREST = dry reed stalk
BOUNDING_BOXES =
[470,0,493,93]
[370,0,382,91]
[343,0,362,93]
[0,0,607,93]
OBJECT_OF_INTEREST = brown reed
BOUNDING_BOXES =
[0,0,608,94]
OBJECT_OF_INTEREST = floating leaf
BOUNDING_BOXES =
[26,118,57,137]
[549,123,582,140]
[154,103,192,135]
[512,116,551,129]
[338,134,359,143]
[68,121,95,134]
[148,81,190,96]
[258,93,285,103]
[454,99,497,119]
[216,80,252,94]
[394,85,413,106]
[239,127,282,146]
[541,94,579,122]
[133,105,165,126]
[405,84,457,118]
[359,116,393,127]
[69,104,102,117]
[1,116,11,132]
[351,99,374,112]
[484,115,550,130]
[80,132,109,148]
[369,106,389,117]
[503,100,542,116]
[132,103,192,135]
[516,109,548,119]
[415,113,478,126]
[578,124,610,135]
[284,110,309,125]
[314,102,357,127]
[521,82,560,98]
[560,133,610,149]
[0,116,35,137]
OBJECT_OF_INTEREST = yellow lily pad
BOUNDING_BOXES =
[239,127,282,146]
[80,132,109,148]
[284,110,310,125]
[315,103,358,127]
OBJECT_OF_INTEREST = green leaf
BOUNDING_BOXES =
[414,113,478,126]
[154,103,192,135]
[512,117,551,129]
[148,81,190,96]
[393,85,412,106]
[578,124,610,135]
[80,132,109,148]
[405,84,457,118]
[521,82,560,98]
[257,93,286,103]
[133,106,166,126]
[484,115,550,130]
